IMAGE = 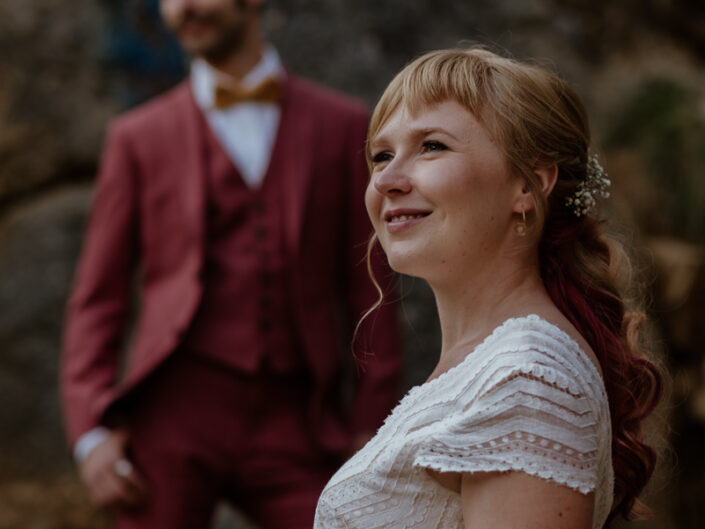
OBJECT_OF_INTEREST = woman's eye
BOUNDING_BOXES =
[371,151,393,164]
[422,140,448,152]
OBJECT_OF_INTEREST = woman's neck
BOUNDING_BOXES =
[430,259,552,357]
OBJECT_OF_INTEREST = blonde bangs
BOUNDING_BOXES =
[366,48,497,165]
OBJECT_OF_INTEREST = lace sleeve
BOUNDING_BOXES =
[413,361,600,494]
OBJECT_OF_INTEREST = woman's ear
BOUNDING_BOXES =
[533,163,558,197]
[512,164,558,215]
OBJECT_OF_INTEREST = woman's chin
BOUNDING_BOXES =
[385,254,426,278]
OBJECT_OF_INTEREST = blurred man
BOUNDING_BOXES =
[60,1,401,527]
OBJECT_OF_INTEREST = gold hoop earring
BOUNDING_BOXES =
[515,209,527,237]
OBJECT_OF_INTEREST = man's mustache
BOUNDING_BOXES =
[174,10,220,31]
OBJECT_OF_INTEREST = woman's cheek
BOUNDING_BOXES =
[364,184,381,227]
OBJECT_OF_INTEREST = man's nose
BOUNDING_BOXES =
[161,0,195,11]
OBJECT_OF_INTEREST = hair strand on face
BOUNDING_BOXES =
[352,234,386,359]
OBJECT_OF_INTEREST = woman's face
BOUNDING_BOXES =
[365,99,524,282]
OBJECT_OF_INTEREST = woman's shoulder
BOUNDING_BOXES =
[408,314,607,417]
[413,315,612,499]
[465,314,606,400]
[482,314,598,368]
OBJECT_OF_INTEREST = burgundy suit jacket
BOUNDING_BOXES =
[60,75,401,454]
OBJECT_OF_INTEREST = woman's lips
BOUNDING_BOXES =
[384,209,431,233]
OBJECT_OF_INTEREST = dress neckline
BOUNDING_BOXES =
[408,314,602,399]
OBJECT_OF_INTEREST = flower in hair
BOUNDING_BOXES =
[565,154,611,217]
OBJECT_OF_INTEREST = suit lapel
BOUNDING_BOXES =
[161,77,315,257]
[268,76,315,254]
[172,82,207,256]
[112,82,207,395]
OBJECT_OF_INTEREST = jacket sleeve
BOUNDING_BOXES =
[60,119,140,447]
[343,108,402,436]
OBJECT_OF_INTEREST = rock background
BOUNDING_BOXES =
[1,0,704,527]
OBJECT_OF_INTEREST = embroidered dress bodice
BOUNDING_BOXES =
[314,315,613,529]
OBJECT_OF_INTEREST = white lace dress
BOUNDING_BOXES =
[314,315,613,529]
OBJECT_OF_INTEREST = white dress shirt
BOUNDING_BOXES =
[190,46,284,188]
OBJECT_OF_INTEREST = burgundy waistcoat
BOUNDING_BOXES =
[181,117,301,373]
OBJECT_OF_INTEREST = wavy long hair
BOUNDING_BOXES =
[366,47,663,524]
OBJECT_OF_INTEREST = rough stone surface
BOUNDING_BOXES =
[0,0,116,207]
[0,186,91,477]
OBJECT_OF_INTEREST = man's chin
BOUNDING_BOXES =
[178,36,215,57]
[178,33,245,63]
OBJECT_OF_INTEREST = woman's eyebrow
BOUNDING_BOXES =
[417,127,461,141]
[370,126,461,150]
[368,137,387,152]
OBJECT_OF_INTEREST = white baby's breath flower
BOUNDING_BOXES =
[565,154,610,217]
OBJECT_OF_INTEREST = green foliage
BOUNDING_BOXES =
[606,79,705,242]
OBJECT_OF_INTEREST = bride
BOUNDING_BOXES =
[314,47,662,529]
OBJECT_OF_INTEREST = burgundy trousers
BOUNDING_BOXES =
[114,352,340,529]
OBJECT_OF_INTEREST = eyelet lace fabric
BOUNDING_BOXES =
[314,315,613,529]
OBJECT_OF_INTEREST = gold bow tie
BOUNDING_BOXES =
[213,77,282,109]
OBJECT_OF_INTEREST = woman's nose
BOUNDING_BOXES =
[373,164,412,196]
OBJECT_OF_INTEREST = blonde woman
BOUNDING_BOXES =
[314,48,662,529]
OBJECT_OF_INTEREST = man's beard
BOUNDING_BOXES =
[173,9,247,63]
